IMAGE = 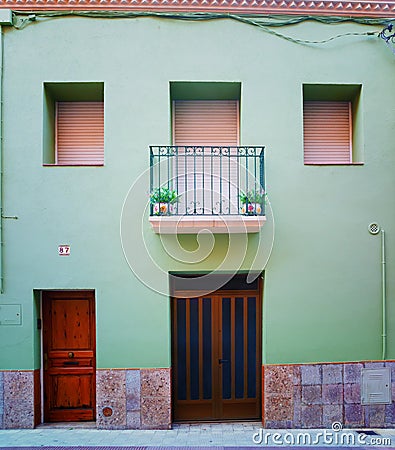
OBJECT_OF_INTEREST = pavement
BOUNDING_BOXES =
[0,422,395,449]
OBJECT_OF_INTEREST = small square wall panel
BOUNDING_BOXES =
[361,368,391,405]
[0,304,22,325]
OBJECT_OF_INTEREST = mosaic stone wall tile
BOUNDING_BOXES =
[322,364,343,385]
[141,396,171,429]
[322,384,343,405]
[300,405,322,427]
[264,420,292,428]
[345,383,361,404]
[141,369,170,398]
[385,361,395,381]
[293,404,301,427]
[126,370,140,412]
[364,362,385,369]
[344,404,364,426]
[384,403,395,427]
[343,363,363,384]
[265,395,293,421]
[265,365,293,395]
[301,365,321,385]
[323,404,343,427]
[0,372,3,428]
[293,365,301,385]
[96,369,126,430]
[302,385,322,405]
[0,372,3,416]
[293,385,301,404]
[364,405,385,427]
[4,371,34,429]
[344,383,360,404]
[140,369,171,429]
[126,410,141,429]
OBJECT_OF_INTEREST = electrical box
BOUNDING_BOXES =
[0,10,12,26]
[0,304,22,325]
[361,368,391,405]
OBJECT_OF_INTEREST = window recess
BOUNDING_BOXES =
[43,82,104,166]
[302,84,363,165]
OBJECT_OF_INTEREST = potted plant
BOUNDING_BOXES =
[150,187,179,215]
[239,189,265,215]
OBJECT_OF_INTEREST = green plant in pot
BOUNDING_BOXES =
[150,187,179,215]
[239,189,265,215]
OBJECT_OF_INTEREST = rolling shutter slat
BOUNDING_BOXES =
[56,102,104,165]
[304,101,352,164]
[174,100,239,146]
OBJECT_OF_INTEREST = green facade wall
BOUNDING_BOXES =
[1,15,394,370]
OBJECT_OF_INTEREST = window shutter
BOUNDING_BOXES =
[304,101,352,164]
[173,100,239,214]
[56,102,104,165]
[174,100,239,145]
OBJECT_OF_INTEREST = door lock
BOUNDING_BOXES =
[218,359,229,364]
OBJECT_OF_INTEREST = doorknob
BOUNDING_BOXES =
[68,352,74,359]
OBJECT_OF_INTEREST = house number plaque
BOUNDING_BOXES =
[58,245,71,256]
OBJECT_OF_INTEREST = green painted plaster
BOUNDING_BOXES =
[0,17,394,370]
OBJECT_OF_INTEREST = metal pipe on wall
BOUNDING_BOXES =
[0,25,4,294]
[381,229,387,360]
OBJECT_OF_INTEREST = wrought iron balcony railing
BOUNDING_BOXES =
[150,146,265,217]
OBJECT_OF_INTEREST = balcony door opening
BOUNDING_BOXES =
[173,99,240,215]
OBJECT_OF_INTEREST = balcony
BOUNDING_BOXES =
[149,146,266,234]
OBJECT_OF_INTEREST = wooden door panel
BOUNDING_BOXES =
[51,373,93,408]
[219,295,261,418]
[173,297,215,420]
[49,299,92,350]
[43,291,96,422]
[172,288,261,421]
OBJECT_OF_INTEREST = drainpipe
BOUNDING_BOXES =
[0,12,17,293]
[381,229,387,360]
[368,223,387,360]
[0,24,4,294]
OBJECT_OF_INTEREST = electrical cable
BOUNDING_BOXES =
[10,10,392,48]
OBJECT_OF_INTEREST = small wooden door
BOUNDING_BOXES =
[172,290,262,421]
[43,291,96,422]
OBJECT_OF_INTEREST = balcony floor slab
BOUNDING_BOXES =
[149,215,266,234]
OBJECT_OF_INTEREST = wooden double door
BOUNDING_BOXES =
[43,291,96,422]
[171,291,262,421]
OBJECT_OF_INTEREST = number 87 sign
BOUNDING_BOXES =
[58,245,71,256]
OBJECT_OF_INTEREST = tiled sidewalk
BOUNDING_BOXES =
[0,423,394,448]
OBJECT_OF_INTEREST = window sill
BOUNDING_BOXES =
[149,215,266,234]
[304,162,364,166]
[43,164,104,167]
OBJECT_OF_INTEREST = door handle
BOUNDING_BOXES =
[218,359,229,364]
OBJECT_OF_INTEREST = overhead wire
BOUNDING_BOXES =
[11,10,392,47]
